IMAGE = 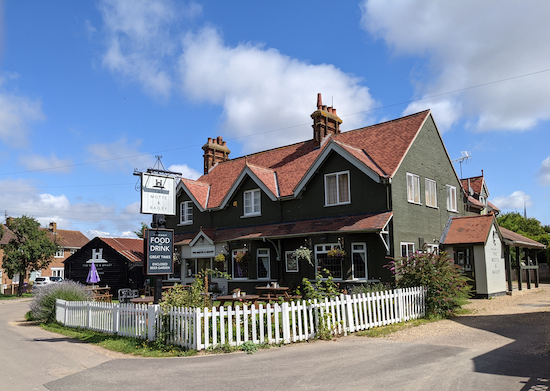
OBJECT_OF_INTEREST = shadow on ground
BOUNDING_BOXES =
[451,311,550,390]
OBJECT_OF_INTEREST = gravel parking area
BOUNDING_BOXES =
[382,283,550,355]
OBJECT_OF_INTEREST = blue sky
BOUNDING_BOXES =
[1,0,549,238]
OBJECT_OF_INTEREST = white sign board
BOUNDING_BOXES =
[141,173,175,215]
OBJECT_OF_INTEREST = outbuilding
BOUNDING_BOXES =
[64,237,144,297]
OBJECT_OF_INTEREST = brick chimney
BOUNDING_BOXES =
[202,136,231,174]
[311,93,342,144]
[49,222,57,234]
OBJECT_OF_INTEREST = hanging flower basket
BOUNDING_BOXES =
[234,251,249,263]
[294,246,313,266]
[214,252,226,263]
[327,248,346,258]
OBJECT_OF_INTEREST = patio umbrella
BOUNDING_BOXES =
[86,261,100,285]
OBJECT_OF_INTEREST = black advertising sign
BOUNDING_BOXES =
[144,229,174,275]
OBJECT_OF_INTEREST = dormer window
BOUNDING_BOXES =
[243,189,261,216]
[180,201,193,225]
[325,171,350,206]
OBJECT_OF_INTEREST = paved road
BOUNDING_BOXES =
[1,298,549,391]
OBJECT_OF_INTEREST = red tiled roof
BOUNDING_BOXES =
[175,212,392,243]
[181,178,210,210]
[100,237,144,263]
[487,201,500,213]
[246,163,279,197]
[188,110,431,210]
[461,176,484,195]
[499,227,546,250]
[441,215,495,245]
[44,229,89,249]
[467,196,485,209]
[0,225,16,245]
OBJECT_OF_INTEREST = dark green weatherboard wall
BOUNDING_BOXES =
[390,114,466,257]
[281,151,388,222]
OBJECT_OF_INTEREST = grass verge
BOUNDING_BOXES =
[355,317,440,338]
[0,293,33,300]
[40,322,198,357]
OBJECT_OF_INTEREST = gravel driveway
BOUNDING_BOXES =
[382,283,550,356]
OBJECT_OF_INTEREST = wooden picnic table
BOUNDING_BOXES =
[216,294,259,307]
[129,296,155,304]
[256,286,290,301]
[85,286,113,302]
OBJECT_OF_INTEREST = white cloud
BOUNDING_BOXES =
[87,137,154,172]
[178,27,376,153]
[361,0,550,132]
[98,0,177,98]
[98,0,202,99]
[167,164,201,180]
[538,156,550,186]
[18,154,73,173]
[0,90,46,147]
[492,191,533,211]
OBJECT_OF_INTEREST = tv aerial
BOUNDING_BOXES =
[452,151,471,179]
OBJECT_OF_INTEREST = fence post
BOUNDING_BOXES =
[193,308,201,351]
[147,305,160,341]
[281,302,291,344]
[345,294,354,334]
[111,303,119,334]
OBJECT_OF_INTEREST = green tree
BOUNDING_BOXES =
[497,212,550,262]
[134,222,149,238]
[3,216,58,296]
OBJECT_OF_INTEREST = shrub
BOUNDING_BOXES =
[301,269,339,301]
[30,280,90,323]
[349,282,394,295]
[386,250,471,318]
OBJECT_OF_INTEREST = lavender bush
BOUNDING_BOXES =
[30,280,90,323]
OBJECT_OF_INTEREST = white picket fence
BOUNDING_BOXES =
[56,286,426,351]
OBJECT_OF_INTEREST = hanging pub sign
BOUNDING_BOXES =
[144,229,174,275]
[140,173,175,216]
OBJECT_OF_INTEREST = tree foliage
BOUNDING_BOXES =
[497,212,550,261]
[386,250,471,318]
[3,216,58,296]
[134,222,149,239]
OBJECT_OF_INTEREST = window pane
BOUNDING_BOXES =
[338,173,349,203]
[326,174,337,205]
[244,191,252,214]
[253,190,261,213]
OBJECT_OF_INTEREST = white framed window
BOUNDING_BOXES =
[446,185,457,212]
[51,268,64,278]
[180,201,193,225]
[55,248,64,258]
[70,249,77,255]
[285,251,299,273]
[407,173,421,204]
[351,243,367,280]
[400,242,415,258]
[257,248,270,279]
[325,171,350,206]
[243,189,261,217]
[424,244,439,254]
[315,244,342,279]
[187,258,213,278]
[425,178,437,208]
[479,195,486,206]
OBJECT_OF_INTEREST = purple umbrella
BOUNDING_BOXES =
[87,261,100,285]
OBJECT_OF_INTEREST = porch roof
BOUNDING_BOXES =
[174,211,393,245]
[499,227,546,250]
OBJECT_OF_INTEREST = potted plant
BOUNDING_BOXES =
[327,248,346,258]
[214,252,226,263]
[294,246,313,266]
